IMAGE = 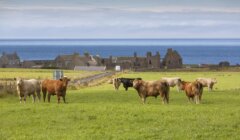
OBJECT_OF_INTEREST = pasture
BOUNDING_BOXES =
[0,70,240,140]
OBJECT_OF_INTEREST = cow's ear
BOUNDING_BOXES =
[68,78,70,81]
[59,78,63,81]
[13,78,16,80]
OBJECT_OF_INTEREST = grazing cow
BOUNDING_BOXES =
[196,78,217,91]
[179,80,203,104]
[14,78,41,103]
[119,78,142,91]
[42,77,70,103]
[133,79,170,104]
[161,77,181,92]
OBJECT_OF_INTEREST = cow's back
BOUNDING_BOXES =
[196,78,209,86]
[42,79,57,94]
[21,80,37,94]
[27,79,41,90]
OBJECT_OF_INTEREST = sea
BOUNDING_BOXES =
[0,39,240,65]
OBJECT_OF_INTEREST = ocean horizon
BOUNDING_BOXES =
[0,39,240,65]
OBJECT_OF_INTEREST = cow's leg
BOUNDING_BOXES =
[191,97,195,102]
[124,86,128,91]
[195,95,200,104]
[47,94,51,103]
[166,92,169,104]
[42,90,46,102]
[199,93,202,101]
[36,90,41,102]
[19,96,22,103]
[32,93,36,103]
[141,97,146,104]
[23,94,27,104]
[57,95,61,104]
[62,95,66,103]
[210,84,213,91]
[162,96,166,104]
[208,85,211,91]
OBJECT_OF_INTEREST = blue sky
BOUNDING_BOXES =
[0,0,240,39]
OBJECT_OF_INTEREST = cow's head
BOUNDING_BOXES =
[59,77,70,86]
[212,78,217,84]
[14,77,24,88]
[178,80,188,90]
[133,79,143,89]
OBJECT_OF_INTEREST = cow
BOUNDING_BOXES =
[42,77,70,103]
[161,77,181,92]
[113,78,142,91]
[133,79,170,104]
[179,80,203,104]
[113,78,121,90]
[196,78,217,91]
[14,78,41,103]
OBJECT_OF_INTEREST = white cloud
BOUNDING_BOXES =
[0,2,240,38]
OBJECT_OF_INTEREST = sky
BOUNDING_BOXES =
[0,0,240,39]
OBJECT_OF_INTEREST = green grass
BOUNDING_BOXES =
[0,71,240,140]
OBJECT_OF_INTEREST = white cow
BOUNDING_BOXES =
[196,78,217,91]
[161,77,181,92]
[14,78,41,103]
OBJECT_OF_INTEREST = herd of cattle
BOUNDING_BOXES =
[13,76,217,104]
[111,77,217,104]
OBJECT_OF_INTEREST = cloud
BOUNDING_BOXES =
[0,1,240,38]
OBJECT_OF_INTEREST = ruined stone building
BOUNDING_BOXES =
[54,53,99,69]
[162,48,183,69]
[0,52,21,68]
[101,51,161,70]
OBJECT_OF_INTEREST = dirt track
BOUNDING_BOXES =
[72,71,116,84]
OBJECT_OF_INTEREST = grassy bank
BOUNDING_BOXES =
[0,68,101,79]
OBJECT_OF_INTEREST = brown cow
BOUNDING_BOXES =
[179,80,203,104]
[133,79,170,104]
[42,77,70,103]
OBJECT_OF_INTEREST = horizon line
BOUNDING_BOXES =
[1,38,240,40]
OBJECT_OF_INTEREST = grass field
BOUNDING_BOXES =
[0,70,240,140]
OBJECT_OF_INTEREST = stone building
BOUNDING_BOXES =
[162,48,183,69]
[0,52,21,68]
[0,49,183,70]
[101,51,161,70]
[54,53,100,69]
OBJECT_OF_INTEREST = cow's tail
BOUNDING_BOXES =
[162,81,170,104]
[196,82,203,93]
